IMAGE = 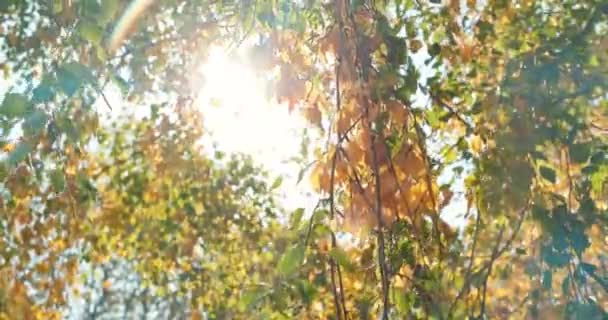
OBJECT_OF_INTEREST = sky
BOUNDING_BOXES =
[194,46,316,213]
[85,44,317,216]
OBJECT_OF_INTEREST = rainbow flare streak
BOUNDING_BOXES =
[108,0,155,53]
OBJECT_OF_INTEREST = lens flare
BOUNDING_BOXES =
[108,0,155,53]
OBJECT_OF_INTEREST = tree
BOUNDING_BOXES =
[1,0,607,319]
[1,101,287,318]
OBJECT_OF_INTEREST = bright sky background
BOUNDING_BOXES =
[195,46,316,213]
[90,45,315,214]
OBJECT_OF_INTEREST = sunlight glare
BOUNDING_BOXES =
[196,46,313,210]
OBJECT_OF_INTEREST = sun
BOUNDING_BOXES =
[197,47,266,111]
[195,46,315,209]
[196,46,299,163]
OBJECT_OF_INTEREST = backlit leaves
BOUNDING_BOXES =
[1,93,30,118]
[57,62,94,96]
[78,21,104,45]
[7,141,33,167]
[49,169,65,192]
[0,0,607,318]
[278,244,305,276]
[22,109,48,136]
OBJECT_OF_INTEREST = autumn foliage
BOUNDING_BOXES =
[1,0,608,319]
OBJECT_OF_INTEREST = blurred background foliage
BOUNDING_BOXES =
[0,0,607,319]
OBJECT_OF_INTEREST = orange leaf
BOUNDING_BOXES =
[310,162,330,193]
[304,105,322,128]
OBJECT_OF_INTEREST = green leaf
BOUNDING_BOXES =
[441,145,458,163]
[277,244,304,276]
[295,280,317,305]
[542,248,570,268]
[33,77,55,103]
[567,302,606,319]
[424,108,440,128]
[111,73,130,95]
[58,62,94,96]
[542,270,552,290]
[313,224,332,238]
[394,288,410,313]
[297,167,305,184]
[65,62,94,81]
[590,151,605,165]
[96,45,108,62]
[23,109,48,136]
[0,0,17,12]
[570,231,590,255]
[569,143,591,163]
[1,93,30,118]
[289,208,304,230]
[313,209,329,223]
[525,260,540,276]
[580,262,597,275]
[50,169,65,192]
[77,172,96,200]
[581,165,597,175]
[0,162,7,181]
[240,287,267,310]
[539,166,556,183]
[271,176,283,190]
[329,247,355,272]
[7,141,33,167]
[79,21,104,44]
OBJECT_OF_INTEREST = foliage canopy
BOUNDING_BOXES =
[1,0,607,319]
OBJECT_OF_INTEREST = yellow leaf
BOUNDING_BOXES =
[470,135,483,154]
[65,165,76,176]
[2,143,15,152]
[193,202,204,215]
[51,239,66,251]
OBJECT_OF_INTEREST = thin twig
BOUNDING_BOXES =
[368,109,390,320]
[332,232,348,319]
[94,85,113,111]
[480,227,505,317]
[329,256,343,320]
[448,205,482,317]
[412,115,442,254]
[304,200,322,248]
